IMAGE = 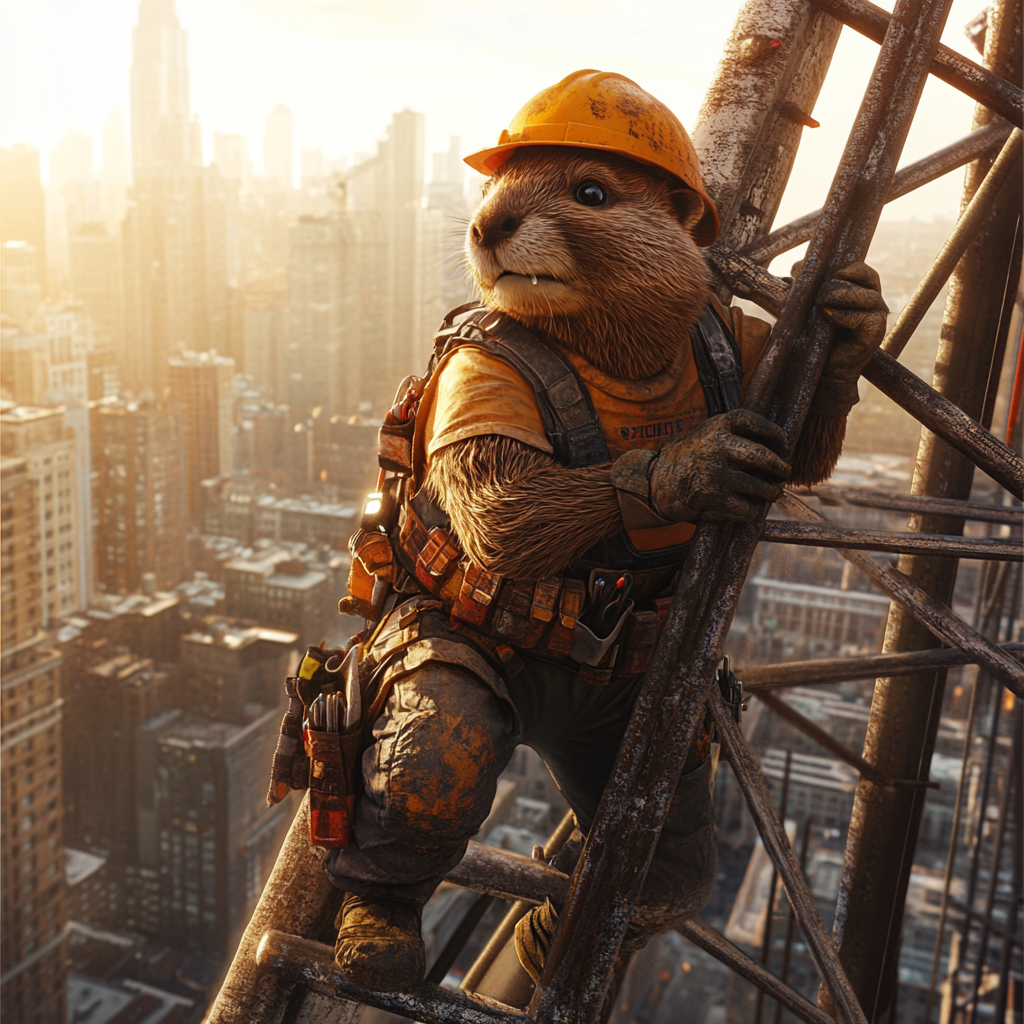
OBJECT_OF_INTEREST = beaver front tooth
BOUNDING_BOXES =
[531,275,538,285]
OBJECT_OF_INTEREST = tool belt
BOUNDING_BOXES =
[339,301,742,686]
[266,643,404,848]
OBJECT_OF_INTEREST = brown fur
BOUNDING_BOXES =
[464,148,710,381]
[789,413,847,488]
[427,435,619,581]
[427,148,842,578]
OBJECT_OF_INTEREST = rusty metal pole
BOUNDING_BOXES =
[530,3,956,1020]
[820,2,1024,1020]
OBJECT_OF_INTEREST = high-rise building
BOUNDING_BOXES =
[62,652,179,862]
[48,128,102,284]
[223,547,330,643]
[1,457,67,1024]
[0,144,47,294]
[179,620,298,723]
[0,405,84,625]
[1,240,44,323]
[122,1,228,392]
[429,135,475,315]
[167,351,235,525]
[101,108,129,233]
[130,0,198,174]
[0,301,94,408]
[69,224,123,354]
[136,704,293,956]
[242,278,289,399]
[287,215,357,416]
[344,109,443,415]
[91,397,187,594]
[263,104,293,189]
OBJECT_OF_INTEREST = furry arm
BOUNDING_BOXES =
[425,435,621,580]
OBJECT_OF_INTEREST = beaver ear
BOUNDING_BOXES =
[668,186,705,237]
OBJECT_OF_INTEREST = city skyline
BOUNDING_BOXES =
[0,0,992,225]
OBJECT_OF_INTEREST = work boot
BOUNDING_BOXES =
[334,892,426,991]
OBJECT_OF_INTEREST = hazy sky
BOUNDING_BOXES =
[1,0,989,228]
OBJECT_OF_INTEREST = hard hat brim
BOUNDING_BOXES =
[464,136,720,248]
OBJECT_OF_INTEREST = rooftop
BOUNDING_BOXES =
[65,847,107,887]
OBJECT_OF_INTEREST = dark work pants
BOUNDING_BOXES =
[325,651,717,951]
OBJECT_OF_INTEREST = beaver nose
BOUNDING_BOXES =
[471,214,521,248]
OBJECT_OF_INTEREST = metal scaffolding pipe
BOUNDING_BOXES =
[530,4,958,1020]
[810,0,1024,126]
[257,931,521,1024]
[760,520,1023,559]
[702,245,1024,499]
[678,918,835,1024]
[822,0,1024,1015]
[710,690,869,1024]
[882,129,1023,358]
[777,492,1024,695]
[743,123,1012,265]
[740,641,1024,689]
[795,484,1024,525]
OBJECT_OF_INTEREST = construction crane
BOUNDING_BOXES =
[205,1,1024,1021]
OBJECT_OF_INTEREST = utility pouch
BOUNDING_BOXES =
[620,610,660,675]
[378,410,416,475]
[542,579,587,659]
[267,676,311,805]
[341,529,393,619]
[454,563,504,627]
[307,725,358,849]
[304,647,366,848]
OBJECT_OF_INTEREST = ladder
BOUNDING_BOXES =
[206,1,1024,1021]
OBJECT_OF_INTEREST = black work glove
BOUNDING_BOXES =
[612,409,791,526]
[805,261,889,416]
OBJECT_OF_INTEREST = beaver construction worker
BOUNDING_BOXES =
[324,70,888,996]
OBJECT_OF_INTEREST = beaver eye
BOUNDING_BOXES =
[575,181,607,207]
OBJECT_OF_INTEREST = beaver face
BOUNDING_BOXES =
[465,147,711,380]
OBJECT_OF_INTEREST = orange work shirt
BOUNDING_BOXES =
[412,303,773,550]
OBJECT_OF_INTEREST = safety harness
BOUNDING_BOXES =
[342,301,742,685]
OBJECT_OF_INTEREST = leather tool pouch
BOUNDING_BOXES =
[307,727,359,849]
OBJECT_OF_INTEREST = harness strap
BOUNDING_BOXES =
[690,304,742,416]
[464,309,610,468]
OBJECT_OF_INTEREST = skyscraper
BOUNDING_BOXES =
[129,0,197,174]
[287,215,356,416]
[167,350,235,525]
[0,457,67,1024]
[263,104,294,189]
[0,145,47,295]
[344,109,443,415]
[0,405,84,625]
[122,0,228,392]
[101,108,129,232]
[91,397,187,594]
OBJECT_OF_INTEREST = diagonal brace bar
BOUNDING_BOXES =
[743,123,1012,265]
[882,128,1022,358]
[810,0,1024,126]
[709,688,869,1024]
[703,245,1024,499]
[678,917,836,1024]
[752,689,938,788]
[777,491,1024,694]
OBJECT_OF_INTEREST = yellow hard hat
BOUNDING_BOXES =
[464,69,720,247]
